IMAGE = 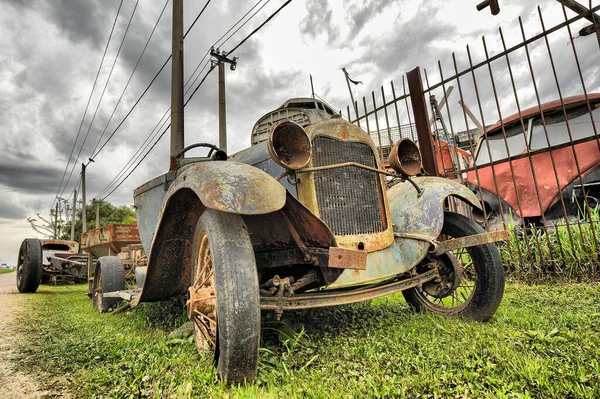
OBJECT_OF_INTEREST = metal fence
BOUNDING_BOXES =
[348,3,600,281]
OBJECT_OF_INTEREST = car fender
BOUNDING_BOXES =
[171,161,286,214]
[131,161,286,305]
[389,176,482,239]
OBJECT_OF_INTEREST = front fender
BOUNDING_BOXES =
[389,176,481,239]
[173,161,287,214]
[130,161,286,305]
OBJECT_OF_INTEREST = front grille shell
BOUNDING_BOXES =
[311,137,386,236]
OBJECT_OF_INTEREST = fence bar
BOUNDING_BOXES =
[406,67,438,176]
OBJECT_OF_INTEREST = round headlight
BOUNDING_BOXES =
[268,121,312,170]
[388,138,422,177]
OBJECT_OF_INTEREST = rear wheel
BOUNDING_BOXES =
[16,239,42,293]
[186,209,260,384]
[403,211,505,321]
[92,257,125,312]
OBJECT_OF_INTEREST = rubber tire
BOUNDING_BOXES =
[92,257,126,313]
[16,238,42,293]
[194,209,260,385]
[403,212,505,321]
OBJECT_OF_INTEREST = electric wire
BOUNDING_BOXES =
[98,0,295,200]
[89,0,170,158]
[96,107,171,198]
[59,0,140,201]
[88,0,212,164]
[183,0,269,98]
[52,0,124,210]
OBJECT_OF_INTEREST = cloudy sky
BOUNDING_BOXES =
[1,0,598,265]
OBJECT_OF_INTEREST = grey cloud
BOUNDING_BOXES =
[0,157,64,195]
[0,201,26,220]
[348,0,397,39]
[300,0,340,44]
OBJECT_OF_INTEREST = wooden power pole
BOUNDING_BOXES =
[81,163,87,233]
[170,0,184,170]
[70,189,77,241]
[210,48,237,154]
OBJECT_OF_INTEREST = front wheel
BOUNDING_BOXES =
[403,211,505,321]
[186,209,260,384]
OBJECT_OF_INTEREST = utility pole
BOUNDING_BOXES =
[170,0,184,170]
[70,189,77,241]
[94,199,102,229]
[81,163,87,233]
[52,203,59,239]
[210,48,237,154]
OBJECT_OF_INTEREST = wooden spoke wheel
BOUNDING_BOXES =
[403,212,505,321]
[187,209,260,384]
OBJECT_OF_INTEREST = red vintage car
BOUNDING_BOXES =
[465,94,600,228]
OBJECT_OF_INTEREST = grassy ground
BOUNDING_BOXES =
[14,283,600,399]
[0,268,15,275]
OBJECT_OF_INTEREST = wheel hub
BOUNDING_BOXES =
[422,252,462,298]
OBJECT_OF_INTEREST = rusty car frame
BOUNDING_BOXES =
[16,238,87,293]
[88,96,508,384]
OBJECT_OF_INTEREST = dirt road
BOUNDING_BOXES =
[0,272,70,398]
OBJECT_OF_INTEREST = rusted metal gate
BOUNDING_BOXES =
[350,2,600,281]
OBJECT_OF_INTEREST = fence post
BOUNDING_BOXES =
[407,67,439,176]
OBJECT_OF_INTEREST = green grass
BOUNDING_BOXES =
[0,268,15,274]
[500,207,600,283]
[13,283,600,398]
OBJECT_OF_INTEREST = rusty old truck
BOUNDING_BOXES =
[83,98,508,384]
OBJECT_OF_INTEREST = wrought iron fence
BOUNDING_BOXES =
[348,2,600,281]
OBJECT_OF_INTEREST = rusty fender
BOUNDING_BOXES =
[389,176,481,239]
[170,161,287,214]
[130,162,287,306]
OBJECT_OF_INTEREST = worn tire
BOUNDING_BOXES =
[16,238,42,293]
[403,211,505,321]
[190,209,260,384]
[92,256,125,312]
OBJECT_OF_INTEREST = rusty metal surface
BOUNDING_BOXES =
[260,269,437,310]
[407,67,438,176]
[328,247,367,270]
[134,172,175,254]
[173,161,286,215]
[132,189,205,305]
[388,138,422,177]
[430,230,510,256]
[390,176,481,238]
[268,121,312,170]
[297,118,395,253]
[39,239,79,255]
[80,224,141,258]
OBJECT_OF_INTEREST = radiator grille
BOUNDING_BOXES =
[312,137,385,235]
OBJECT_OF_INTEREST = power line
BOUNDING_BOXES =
[52,0,124,210]
[101,122,171,201]
[96,107,171,199]
[88,0,213,164]
[59,0,140,201]
[89,0,170,158]
[97,0,296,200]
[183,0,269,98]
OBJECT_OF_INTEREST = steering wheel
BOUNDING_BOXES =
[176,143,224,159]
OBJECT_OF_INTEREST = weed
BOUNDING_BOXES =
[13,283,600,398]
[500,207,600,283]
